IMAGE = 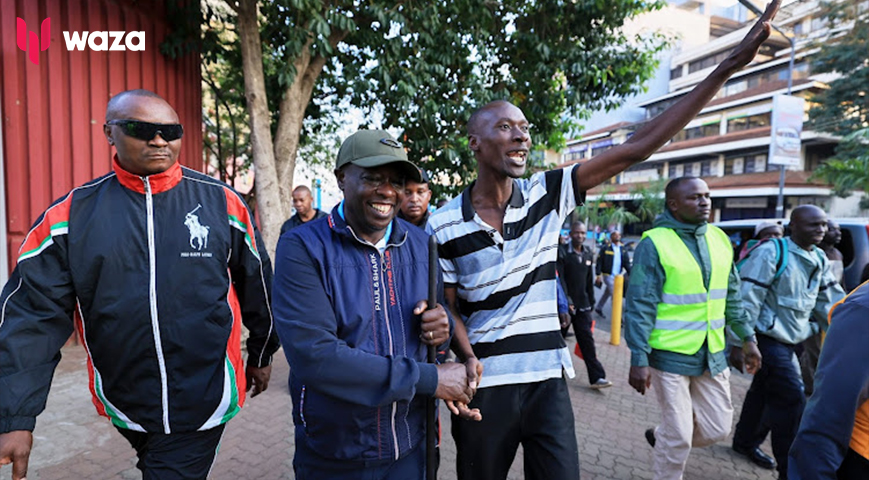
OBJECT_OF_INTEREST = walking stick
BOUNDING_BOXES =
[426,235,438,480]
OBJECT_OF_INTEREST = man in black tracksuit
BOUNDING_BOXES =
[0,90,279,480]
[558,221,612,389]
[595,230,632,317]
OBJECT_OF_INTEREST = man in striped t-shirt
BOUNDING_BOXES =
[428,3,780,477]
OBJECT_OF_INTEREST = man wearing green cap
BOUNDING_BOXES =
[273,130,475,479]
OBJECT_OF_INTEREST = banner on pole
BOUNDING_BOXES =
[768,94,805,167]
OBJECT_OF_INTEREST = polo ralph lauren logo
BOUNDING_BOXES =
[16,17,51,66]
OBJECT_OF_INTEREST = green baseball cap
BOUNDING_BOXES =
[336,130,423,183]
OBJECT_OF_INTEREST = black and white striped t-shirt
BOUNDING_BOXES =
[428,165,583,388]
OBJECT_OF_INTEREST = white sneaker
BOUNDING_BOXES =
[590,379,613,389]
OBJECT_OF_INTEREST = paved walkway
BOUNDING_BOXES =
[2,299,777,480]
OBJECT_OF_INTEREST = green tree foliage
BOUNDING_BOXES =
[808,1,868,137]
[576,187,640,255]
[338,0,669,198]
[811,129,869,207]
[629,178,666,223]
[170,0,669,253]
[808,1,868,206]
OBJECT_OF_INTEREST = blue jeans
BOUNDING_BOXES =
[293,429,426,480]
[733,335,806,479]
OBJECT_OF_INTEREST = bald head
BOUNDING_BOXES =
[106,89,167,122]
[664,176,711,224]
[292,185,315,219]
[293,185,313,197]
[790,205,827,250]
[467,100,518,135]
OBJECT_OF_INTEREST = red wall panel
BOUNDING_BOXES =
[1,0,203,273]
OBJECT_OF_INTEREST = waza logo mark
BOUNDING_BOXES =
[16,17,51,66]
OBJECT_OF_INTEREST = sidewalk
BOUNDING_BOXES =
[4,298,776,479]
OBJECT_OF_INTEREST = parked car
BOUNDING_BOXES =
[715,217,869,291]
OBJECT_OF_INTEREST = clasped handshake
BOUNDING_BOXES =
[416,301,483,422]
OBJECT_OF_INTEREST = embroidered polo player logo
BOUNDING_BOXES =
[184,204,210,251]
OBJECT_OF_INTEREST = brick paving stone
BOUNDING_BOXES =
[4,295,779,480]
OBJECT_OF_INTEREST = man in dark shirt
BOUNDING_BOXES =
[280,185,328,235]
[558,221,612,389]
[398,168,432,228]
[595,230,632,318]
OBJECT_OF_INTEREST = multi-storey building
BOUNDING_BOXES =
[560,0,864,223]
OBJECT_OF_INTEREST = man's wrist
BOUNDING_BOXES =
[742,334,757,345]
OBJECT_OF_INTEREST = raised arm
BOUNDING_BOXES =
[573,0,781,192]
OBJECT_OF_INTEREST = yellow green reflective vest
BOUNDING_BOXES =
[642,225,732,355]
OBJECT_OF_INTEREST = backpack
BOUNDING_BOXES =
[736,237,789,282]
[737,237,826,286]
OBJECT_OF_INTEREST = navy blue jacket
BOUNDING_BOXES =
[273,206,447,463]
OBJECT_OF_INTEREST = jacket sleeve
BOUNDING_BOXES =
[586,250,596,305]
[789,288,869,479]
[737,242,777,329]
[725,265,754,342]
[273,234,438,408]
[0,207,77,433]
[556,280,569,314]
[623,249,632,275]
[623,238,662,368]
[225,191,280,368]
[595,248,603,276]
[812,259,846,331]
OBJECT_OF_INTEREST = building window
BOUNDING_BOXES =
[688,49,733,74]
[725,157,744,175]
[671,66,683,80]
[563,150,586,162]
[591,145,612,157]
[672,122,720,143]
[727,112,771,133]
[701,160,712,176]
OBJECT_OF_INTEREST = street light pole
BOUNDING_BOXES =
[737,0,795,219]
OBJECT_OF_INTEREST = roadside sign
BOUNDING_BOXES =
[768,94,805,167]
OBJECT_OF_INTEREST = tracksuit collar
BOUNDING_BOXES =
[329,201,407,247]
[113,155,183,194]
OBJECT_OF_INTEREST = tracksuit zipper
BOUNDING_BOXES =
[378,251,401,461]
[344,225,403,461]
[144,178,171,434]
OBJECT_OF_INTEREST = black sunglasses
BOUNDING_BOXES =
[106,120,184,142]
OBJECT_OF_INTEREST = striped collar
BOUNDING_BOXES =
[461,180,524,222]
[112,155,183,194]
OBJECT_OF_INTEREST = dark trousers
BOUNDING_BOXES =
[293,429,426,480]
[733,335,806,479]
[838,449,869,480]
[116,424,225,480]
[572,310,606,384]
[452,376,580,480]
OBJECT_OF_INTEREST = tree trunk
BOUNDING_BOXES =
[236,0,284,259]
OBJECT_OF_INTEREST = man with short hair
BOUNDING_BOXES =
[280,185,328,235]
[558,221,612,389]
[624,176,761,480]
[273,130,475,479]
[0,89,279,480]
[398,168,433,228]
[595,230,631,318]
[427,4,780,478]
[732,205,846,479]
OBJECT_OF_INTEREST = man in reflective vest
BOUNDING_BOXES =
[625,176,762,480]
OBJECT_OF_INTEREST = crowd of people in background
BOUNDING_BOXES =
[4,2,869,479]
